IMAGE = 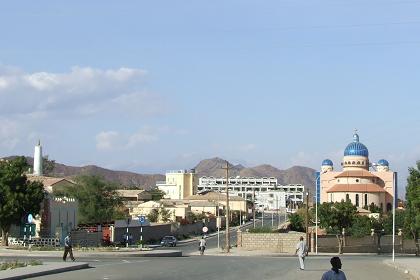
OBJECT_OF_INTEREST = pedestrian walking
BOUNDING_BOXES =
[63,232,75,261]
[321,257,347,280]
[295,236,308,270]
[199,236,207,255]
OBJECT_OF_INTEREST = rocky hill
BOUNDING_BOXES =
[5,156,164,190]
[5,156,316,193]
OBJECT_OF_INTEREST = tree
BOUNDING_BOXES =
[405,161,420,256]
[147,209,159,223]
[318,201,357,254]
[147,188,166,201]
[0,157,45,246]
[42,156,55,176]
[289,213,304,232]
[54,175,123,224]
[159,207,172,223]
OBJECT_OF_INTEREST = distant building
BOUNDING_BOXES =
[320,131,396,212]
[156,170,197,199]
[197,176,304,209]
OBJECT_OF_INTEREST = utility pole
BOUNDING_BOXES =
[253,188,256,228]
[305,192,309,243]
[222,161,230,253]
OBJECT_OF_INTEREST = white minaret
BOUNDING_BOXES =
[33,140,43,176]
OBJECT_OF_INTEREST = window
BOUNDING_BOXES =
[357,161,360,164]
[352,161,356,164]
[346,194,350,202]
[364,194,368,207]
[355,194,359,207]
[387,203,392,212]
[356,179,359,183]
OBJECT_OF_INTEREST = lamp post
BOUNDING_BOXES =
[315,170,327,255]
[305,192,309,243]
[222,161,230,253]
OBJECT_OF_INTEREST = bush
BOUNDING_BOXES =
[289,213,304,232]
[248,227,273,233]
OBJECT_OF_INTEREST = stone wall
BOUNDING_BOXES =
[237,231,418,254]
[237,231,304,253]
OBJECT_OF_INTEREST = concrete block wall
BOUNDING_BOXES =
[237,231,304,253]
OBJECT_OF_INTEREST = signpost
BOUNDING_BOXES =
[24,214,34,247]
[138,215,145,248]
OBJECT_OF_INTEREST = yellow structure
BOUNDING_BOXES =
[320,132,396,212]
[156,170,197,199]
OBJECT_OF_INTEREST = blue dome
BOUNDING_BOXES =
[378,159,389,166]
[344,133,369,157]
[322,159,333,166]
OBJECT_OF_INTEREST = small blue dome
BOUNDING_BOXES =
[378,159,389,166]
[322,159,333,166]
[344,132,369,157]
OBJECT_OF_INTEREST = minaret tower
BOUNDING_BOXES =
[33,140,43,176]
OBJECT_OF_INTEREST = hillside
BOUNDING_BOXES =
[5,156,316,193]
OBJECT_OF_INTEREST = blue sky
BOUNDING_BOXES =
[1,1,419,196]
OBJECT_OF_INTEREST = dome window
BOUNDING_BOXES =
[357,161,360,164]
[356,179,359,183]
[352,161,356,164]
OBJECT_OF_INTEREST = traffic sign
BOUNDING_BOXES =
[27,214,33,224]
[202,226,208,233]
[138,215,146,224]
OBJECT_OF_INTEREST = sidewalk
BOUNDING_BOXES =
[0,262,88,280]
[384,257,420,280]
[0,247,182,258]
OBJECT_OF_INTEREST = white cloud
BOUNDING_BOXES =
[0,65,160,119]
[0,118,20,149]
[96,128,159,151]
[96,131,122,150]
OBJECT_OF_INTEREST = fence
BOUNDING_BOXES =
[7,237,60,247]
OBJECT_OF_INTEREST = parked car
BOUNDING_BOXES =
[160,236,177,247]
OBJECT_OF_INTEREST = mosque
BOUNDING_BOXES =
[319,131,396,212]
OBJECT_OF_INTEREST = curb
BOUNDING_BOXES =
[0,262,89,280]
[94,251,183,258]
[383,259,420,280]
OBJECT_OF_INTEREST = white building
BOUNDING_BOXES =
[156,170,197,200]
[198,176,304,209]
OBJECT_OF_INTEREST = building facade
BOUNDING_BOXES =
[320,132,396,211]
[156,170,197,200]
[197,176,304,209]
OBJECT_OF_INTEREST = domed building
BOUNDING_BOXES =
[319,131,396,212]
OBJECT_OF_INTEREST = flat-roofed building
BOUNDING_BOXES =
[156,169,197,200]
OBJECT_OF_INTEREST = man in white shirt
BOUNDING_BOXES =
[321,257,347,280]
[295,236,307,270]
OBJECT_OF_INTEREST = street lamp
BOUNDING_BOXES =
[305,192,309,243]
[315,170,327,255]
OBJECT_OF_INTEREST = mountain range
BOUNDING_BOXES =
[11,156,317,194]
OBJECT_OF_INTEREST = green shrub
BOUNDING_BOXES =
[248,227,273,233]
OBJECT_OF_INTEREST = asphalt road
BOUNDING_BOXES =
[30,255,410,280]
[11,214,410,280]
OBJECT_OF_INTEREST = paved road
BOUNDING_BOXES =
[29,255,410,280]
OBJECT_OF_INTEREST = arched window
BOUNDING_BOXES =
[357,161,360,164]
[346,194,350,202]
[352,161,356,164]
[355,194,359,207]
[364,194,368,207]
